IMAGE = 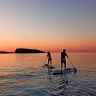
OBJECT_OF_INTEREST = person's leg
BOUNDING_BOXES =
[61,59,63,70]
[48,58,52,66]
[61,63,63,70]
[50,59,52,66]
[48,58,49,65]
[64,60,66,70]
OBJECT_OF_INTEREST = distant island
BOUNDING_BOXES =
[0,48,45,54]
[15,48,45,53]
[0,51,13,54]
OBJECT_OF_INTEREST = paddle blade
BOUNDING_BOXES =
[74,67,77,74]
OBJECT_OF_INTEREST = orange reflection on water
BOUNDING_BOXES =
[0,52,96,75]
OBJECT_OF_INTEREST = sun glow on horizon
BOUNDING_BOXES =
[0,0,96,53]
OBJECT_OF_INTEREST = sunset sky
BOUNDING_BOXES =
[0,0,96,52]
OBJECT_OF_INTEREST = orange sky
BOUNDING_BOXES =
[0,0,96,52]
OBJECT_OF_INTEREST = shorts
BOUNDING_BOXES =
[61,59,66,64]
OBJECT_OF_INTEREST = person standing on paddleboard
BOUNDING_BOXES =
[46,52,52,66]
[61,49,68,70]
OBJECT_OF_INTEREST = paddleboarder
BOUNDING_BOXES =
[46,51,52,66]
[61,49,68,70]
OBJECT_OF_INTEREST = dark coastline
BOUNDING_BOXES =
[0,51,14,54]
[0,48,45,54]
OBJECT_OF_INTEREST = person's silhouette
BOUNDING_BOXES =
[61,49,68,70]
[46,52,52,66]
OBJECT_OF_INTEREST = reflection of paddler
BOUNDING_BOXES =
[58,75,68,95]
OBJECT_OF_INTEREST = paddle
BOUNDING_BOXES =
[43,57,47,67]
[68,57,77,73]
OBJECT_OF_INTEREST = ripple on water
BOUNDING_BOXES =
[0,53,96,96]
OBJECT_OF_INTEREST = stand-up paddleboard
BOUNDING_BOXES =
[44,64,49,66]
[52,67,77,75]
[44,64,54,69]
[47,66,54,69]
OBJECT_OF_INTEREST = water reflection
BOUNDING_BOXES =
[0,53,96,96]
[47,69,70,96]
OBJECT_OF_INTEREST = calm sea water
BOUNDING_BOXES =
[0,53,96,96]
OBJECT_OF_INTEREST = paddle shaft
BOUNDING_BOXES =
[43,57,47,67]
[68,57,75,68]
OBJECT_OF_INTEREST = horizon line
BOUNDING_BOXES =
[0,50,96,53]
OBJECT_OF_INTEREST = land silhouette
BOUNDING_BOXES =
[0,51,13,54]
[15,48,45,53]
[0,48,45,54]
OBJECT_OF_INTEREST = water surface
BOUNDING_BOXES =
[0,53,96,96]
